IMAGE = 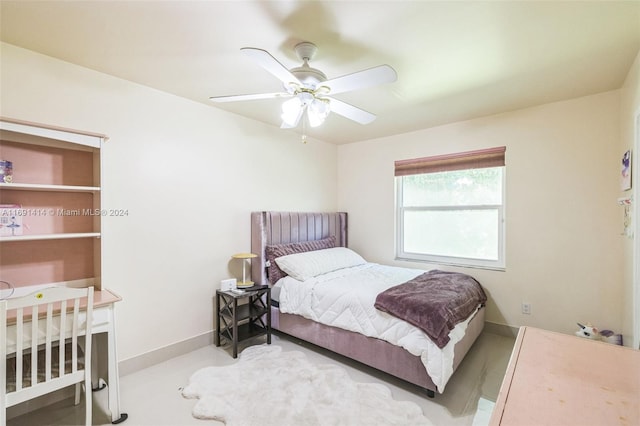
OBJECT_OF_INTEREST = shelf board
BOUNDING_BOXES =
[0,232,100,242]
[0,182,100,193]
[219,323,269,343]
[220,304,268,322]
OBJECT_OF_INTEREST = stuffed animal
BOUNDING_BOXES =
[575,323,623,345]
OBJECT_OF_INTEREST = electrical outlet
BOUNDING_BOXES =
[521,303,532,315]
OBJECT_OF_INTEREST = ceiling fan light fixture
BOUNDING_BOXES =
[285,82,301,95]
[315,86,330,96]
[298,91,314,105]
[308,98,331,128]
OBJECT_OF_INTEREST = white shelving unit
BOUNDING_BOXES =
[0,117,107,291]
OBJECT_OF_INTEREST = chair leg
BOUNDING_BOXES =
[85,377,92,426]
[75,382,81,405]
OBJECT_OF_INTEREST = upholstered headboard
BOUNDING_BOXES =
[251,211,348,285]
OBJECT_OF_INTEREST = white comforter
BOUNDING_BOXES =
[276,263,476,392]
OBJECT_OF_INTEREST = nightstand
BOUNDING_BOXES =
[215,285,271,358]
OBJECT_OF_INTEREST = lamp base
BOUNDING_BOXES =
[236,281,254,288]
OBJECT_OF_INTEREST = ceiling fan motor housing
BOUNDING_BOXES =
[288,42,327,90]
[289,66,327,89]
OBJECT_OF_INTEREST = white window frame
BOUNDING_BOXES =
[395,168,506,270]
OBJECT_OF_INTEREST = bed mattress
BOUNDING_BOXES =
[274,262,479,392]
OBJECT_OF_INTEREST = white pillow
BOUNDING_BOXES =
[274,247,366,281]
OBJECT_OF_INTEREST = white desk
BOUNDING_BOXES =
[5,288,127,424]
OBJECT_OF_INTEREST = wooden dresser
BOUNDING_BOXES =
[490,326,639,426]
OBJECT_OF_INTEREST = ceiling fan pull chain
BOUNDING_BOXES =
[302,118,308,144]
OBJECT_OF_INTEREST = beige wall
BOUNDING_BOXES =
[619,49,640,347]
[0,43,339,361]
[338,91,624,336]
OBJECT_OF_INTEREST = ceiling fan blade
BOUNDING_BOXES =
[322,65,397,95]
[241,47,301,86]
[209,92,291,103]
[328,98,377,125]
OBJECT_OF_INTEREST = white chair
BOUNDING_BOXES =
[1,286,94,425]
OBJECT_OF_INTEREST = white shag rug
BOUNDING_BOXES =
[181,344,432,426]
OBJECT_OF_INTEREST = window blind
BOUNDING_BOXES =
[394,146,506,177]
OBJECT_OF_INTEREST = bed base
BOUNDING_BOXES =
[271,304,485,395]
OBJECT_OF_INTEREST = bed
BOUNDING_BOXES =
[250,211,486,396]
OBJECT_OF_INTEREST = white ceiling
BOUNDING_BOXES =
[1,1,639,145]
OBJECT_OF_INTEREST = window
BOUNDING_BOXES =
[395,147,506,270]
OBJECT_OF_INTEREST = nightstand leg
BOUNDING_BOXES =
[232,298,238,358]
[267,290,272,345]
[215,292,220,347]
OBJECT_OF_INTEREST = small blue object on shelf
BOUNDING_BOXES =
[0,160,12,183]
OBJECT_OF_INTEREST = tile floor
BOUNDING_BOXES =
[7,330,515,426]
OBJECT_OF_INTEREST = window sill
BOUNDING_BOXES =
[394,256,506,272]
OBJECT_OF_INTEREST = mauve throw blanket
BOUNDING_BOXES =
[374,270,487,349]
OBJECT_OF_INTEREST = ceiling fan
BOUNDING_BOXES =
[209,42,397,129]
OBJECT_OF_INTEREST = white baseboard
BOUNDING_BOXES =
[118,331,213,377]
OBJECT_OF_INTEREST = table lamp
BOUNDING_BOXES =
[232,252,258,288]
